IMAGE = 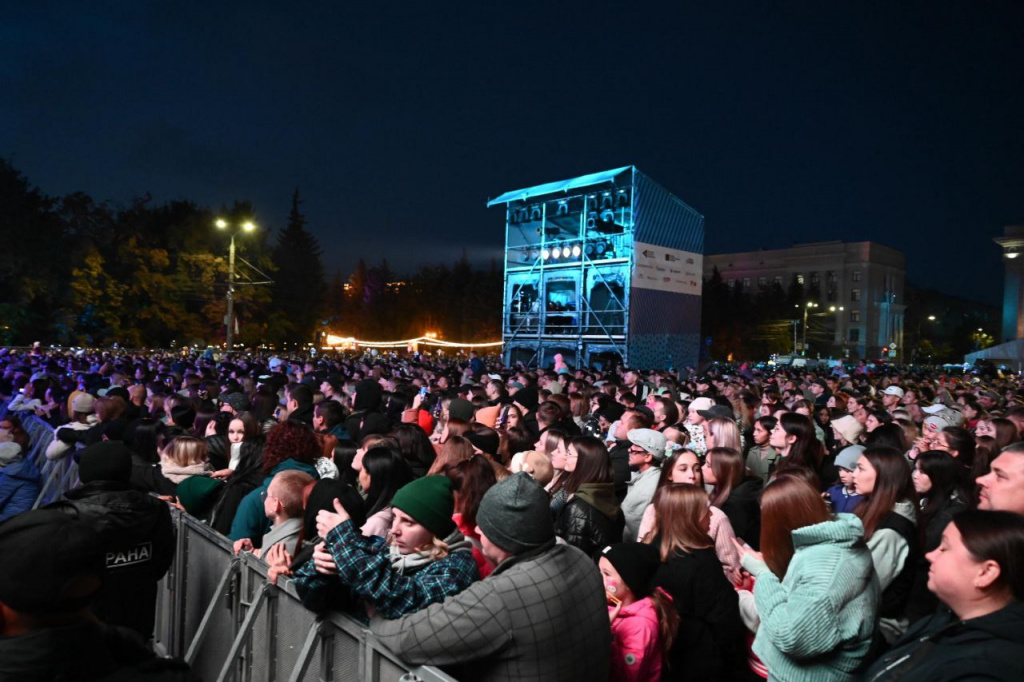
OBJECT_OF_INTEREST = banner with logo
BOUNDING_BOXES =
[632,242,703,295]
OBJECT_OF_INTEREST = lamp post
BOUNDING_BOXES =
[794,302,818,355]
[216,218,256,350]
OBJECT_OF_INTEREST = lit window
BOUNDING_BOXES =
[850,309,861,322]
[852,271,862,282]
[797,274,805,285]
[851,289,861,302]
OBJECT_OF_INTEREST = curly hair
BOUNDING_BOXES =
[262,420,319,474]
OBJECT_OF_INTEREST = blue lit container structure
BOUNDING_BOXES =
[488,166,704,370]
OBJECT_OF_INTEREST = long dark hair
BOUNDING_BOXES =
[362,446,414,517]
[938,426,979,481]
[392,423,436,471]
[916,450,971,549]
[563,436,613,495]
[127,418,166,464]
[775,412,821,473]
[855,446,916,540]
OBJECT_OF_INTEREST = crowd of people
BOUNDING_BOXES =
[1,345,1024,681]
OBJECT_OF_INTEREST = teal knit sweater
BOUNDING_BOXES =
[740,513,879,682]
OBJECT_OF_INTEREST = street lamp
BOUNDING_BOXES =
[216,218,256,350]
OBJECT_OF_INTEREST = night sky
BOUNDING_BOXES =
[4,2,1022,306]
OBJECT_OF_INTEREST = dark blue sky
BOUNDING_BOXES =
[3,2,1022,305]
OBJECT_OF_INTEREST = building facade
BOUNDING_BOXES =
[705,241,906,361]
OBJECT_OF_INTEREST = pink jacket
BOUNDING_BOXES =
[637,503,741,580]
[609,597,662,682]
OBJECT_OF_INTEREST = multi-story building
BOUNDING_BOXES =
[705,241,905,361]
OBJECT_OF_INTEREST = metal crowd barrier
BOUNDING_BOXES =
[154,508,458,682]
[7,412,456,682]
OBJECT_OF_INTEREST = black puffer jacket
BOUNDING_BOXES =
[554,482,623,557]
[205,435,264,472]
[204,436,266,536]
[47,481,175,639]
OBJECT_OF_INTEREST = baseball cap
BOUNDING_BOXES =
[627,428,667,461]
[882,386,905,398]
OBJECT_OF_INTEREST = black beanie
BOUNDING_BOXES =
[466,428,500,457]
[78,441,133,483]
[514,386,539,413]
[476,473,554,555]
[600,543,660,598]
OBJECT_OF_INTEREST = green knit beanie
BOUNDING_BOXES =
[390,476,456,539]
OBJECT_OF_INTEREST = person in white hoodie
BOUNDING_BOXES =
[851,445,919,643]
[620,428,666,542]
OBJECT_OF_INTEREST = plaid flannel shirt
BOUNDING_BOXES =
[293,519,478,619]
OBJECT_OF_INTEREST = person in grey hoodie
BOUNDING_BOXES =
[620,428,666,542]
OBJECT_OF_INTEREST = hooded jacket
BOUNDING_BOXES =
[609,597,663,682]
[621,466,662,543]
[0,455,41,522]
[862,602,1024,681]
[739,513,878,682]
[46,481,175,639]
[554,482,624,558]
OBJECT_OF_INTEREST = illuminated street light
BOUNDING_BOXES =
[215,217,257,351]
[928,315,936,321]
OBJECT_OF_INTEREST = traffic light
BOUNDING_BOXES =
[882,346,890,355]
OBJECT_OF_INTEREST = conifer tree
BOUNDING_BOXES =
[270,189,326,343]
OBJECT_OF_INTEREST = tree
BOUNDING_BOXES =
[0,159,67,342]
[269,189,326,344]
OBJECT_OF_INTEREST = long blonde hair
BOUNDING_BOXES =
[706,417,741,452]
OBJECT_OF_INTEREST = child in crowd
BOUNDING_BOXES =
[826,444,865,513]
[233,469,313,560]
[600,542,679,682]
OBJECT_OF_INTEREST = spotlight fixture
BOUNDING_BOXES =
[571,244,582,257]
[541,249,551,260]
[552,247,562,259]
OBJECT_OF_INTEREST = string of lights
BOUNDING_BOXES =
[323,334,503,349]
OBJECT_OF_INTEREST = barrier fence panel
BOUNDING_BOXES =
[16,414,459,682]
[153,509,459,682]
